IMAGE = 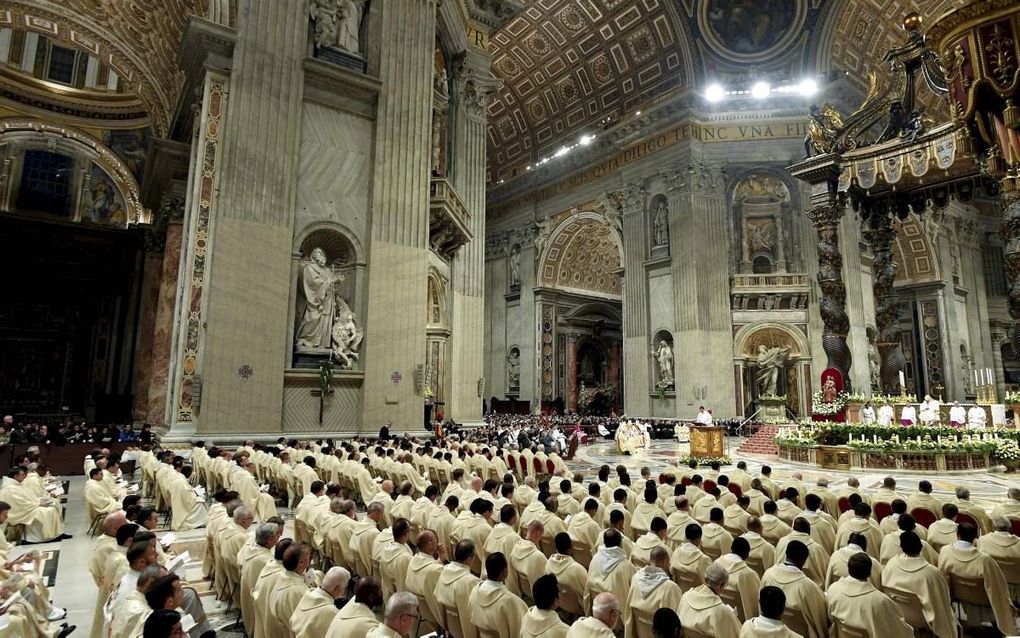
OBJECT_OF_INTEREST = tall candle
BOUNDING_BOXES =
[899,371,906,387]
[987,368,993,386]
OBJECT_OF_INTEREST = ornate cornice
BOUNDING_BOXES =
[453,55,501,121]
[464,0,524,30]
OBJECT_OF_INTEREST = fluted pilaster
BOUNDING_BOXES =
[361,0,438,428]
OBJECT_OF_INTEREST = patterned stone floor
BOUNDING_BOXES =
[570,438,1019,508]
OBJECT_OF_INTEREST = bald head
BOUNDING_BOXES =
[321,566,351,599]
[380,480,394,494]
[103,511,128,536]
[526,520,545,543]
[591,592,620,628]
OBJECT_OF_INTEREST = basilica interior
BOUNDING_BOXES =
[0,0,1015,439]
[0,2,1020,637]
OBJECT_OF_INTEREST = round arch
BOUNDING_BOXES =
[0,117,147,225]
[293,220,365,265]
[732,322,810,362]
[538,212,624,299]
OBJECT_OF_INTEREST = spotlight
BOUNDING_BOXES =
[705,83,725,102]
[798,78,818,97]
[751,81,771,99]
[579,134,593,146]
[554,146,569,158]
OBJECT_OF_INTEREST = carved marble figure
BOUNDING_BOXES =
[652,201,669,248]
[655,340,674,385]
[296,247,340,349]
[756,344,789,396]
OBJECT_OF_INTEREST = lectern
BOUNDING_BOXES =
[689,425,725,458]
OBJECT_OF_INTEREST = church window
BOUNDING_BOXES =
[46,44,78,85]
[16,149,74,216]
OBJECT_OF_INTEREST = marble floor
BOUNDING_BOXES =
[27,440,1020,635]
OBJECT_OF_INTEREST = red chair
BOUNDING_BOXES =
[533,457,543,478]
[874,502,893,522]
[956,512,979,531]
[910,508,937,529]
[1010,518,1020,536]
[546,459,555,476]
[518,455,528,477]
[507,455,517,475]
[837,497,851,513]
[703,480,717,494]
[728,484,743,498]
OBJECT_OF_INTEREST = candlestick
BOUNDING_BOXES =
[899,371,906,388]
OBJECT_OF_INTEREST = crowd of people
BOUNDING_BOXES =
[64,427,1019,638]
[0,415,156,446]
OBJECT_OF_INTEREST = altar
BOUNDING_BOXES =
[689,425,725,458]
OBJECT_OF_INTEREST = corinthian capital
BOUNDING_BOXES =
[660,161,724,194]
[453,57,501,120]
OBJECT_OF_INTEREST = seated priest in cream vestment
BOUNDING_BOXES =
[760,541,827,638]
[521,574,571,638]
[289,566,349,638]
[624,546,683,637]
[432,541,481,638]
[826,552,912,638]
[325,577,384,638]
[239,523,280,636]
[566,592,620,637]
[740,586,804,638]
[882,531,958,638]
[585,530,636,613]
[677,563,742,638]
[469,552,528,638]
[0,468,65,543]
[937,522,1016,635]
[168,466,207,531]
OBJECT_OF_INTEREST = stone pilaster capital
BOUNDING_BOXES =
[465,0,524,30]
[485,231,509,259]
[660,161,724,195]
[453,56,501,121]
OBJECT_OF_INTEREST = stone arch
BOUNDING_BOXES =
[733,322,809,362]
[538,212,624,298]
[0,118,146,226]
[426,268,449,329]
[294,220,365,264]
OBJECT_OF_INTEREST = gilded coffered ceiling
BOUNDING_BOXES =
[0,0,201,134]
[486,0,972,183]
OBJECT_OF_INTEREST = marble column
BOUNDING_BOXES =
[863,212,902,393]
[149,219,183,427]
[447,53,496,423]
[807,196,852,385]
[131,247,164,422]
[361,0,438,429]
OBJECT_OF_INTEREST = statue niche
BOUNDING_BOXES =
[650,195,670,258]
[309,0,367,72]
[294,232,362,369]
[652,330,674,391]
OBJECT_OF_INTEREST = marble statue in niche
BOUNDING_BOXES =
[655,339,674,387]
[652,200,669,248]
[756,344,789,396]
[867,326,881,390]
[295,247,362,369]
[507,347,520,392]
[309,0,364,53]
[746,220,775,253]
[508,244,521,288]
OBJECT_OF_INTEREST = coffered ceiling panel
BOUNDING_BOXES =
[487,0,697,181]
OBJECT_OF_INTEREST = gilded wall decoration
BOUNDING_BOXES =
[539,217,622,297]
[0,1,202,135]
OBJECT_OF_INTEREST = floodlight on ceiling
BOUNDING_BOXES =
[798,78,818,97]
[705,83,725,102]
[579,134,594,146]
[750,81,771,99]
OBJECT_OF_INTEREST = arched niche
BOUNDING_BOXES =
[648,193,670,258]
[732,171,792,274]
[651,328,675,391]
[538,212,624,299]
[507,345,521,395]
[732,322,811,417]
[289,224,365,368]
[0,118,147,228]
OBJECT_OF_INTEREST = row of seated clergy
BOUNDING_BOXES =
[0,466,66,543]
[136,449,208,531]
[0,501,72,638]
[88,510,215,638]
